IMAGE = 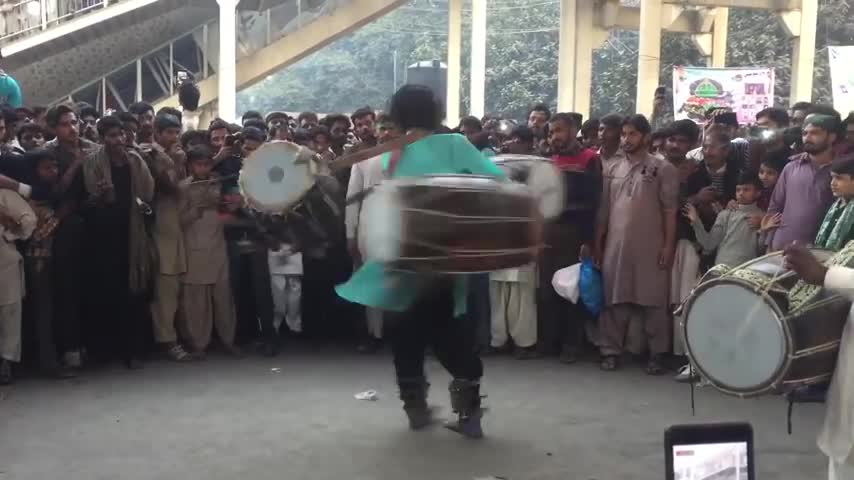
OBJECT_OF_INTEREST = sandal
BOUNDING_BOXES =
[167,344,194,362]
[600,355,619,371]
[646,355,666,376]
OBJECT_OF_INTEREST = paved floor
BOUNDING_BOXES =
[0,348,827,480]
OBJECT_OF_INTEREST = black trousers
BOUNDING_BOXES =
[51,215,85,353]
[386,280,483,382]
[23,258,58,370]
[537,223,590,355]
[227,243,276,344]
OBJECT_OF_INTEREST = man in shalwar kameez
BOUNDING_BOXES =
[594,114,679,374]
[785,242,854,480]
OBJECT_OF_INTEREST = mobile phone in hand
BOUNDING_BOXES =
[665,422,754,480]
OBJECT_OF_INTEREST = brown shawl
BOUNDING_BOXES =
[83,146,155,294]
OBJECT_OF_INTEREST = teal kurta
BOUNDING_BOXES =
[335,134,505,317]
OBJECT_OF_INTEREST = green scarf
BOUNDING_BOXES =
[815,198,854,251]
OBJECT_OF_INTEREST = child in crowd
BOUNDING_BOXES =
[814,156,854,251]
[179,146,237,356]
[684,172,765,267]
[268,243,303,335]
[0,178,36,384]
[22,150,75,378]
[757,149,788,210]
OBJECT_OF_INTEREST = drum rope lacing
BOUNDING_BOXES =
[401,207,535,222]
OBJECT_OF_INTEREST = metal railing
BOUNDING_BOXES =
[0,0,116,44]
[61,0,338,108]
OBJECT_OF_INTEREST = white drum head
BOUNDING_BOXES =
[526,161,565,219]
[362,181,402,262]
[239,141,314,212]
[492,155,565,219]
[685,282,786,392]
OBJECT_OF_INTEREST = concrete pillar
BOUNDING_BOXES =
[573,0,594,119]
[446,0,462,125]
[135,59,143,102]
[635,0,662,117]
[790,0,817,105]
[217,0,240,122]
[469,0,487,118]
[711,7,728,68]
[556,0,577,112]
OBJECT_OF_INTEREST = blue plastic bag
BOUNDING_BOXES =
[578,258,603,316]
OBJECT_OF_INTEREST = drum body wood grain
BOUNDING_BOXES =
[682,249,852,397]
[364,175,541,273]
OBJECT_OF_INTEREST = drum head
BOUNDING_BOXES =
[239,141,315,212]
[362,181,402,262]
[493,155,565,219]
[685,281,786,393]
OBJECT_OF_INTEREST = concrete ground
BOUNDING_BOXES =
[0,348,827,480]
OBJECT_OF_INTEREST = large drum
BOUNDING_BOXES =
[491,154,565,220]
[682,247,854,397]
[363,174,542,273]
[239,141,344,248]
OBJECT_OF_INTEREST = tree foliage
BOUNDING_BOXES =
[239,0,854,120]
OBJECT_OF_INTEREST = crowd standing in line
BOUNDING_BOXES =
[1,90,854,426]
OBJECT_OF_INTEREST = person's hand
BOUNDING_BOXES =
[726,199,738,211]
[223,193,243,212]
[213,145,233,164]
[0,174,19,192]
[347,238,362,267]
[592,241,604,268]
[682,203,699,223]
[696,186,717,204]
[658,244,675,269]
[69,147,85,167]
[579,244,592,261]
[0,207,20,230]
[760,213,781,232]
[746,213,762,230]
[784,243,827,285]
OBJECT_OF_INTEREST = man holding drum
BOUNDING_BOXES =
[336,85,505,438]
[785,243,854,480]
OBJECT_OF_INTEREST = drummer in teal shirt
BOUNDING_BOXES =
[336,85,503,439]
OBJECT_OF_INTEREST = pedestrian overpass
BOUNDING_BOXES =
[0,0,820,123]
[0,0,404,117]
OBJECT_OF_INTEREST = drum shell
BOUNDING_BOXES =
[382,176,540,273]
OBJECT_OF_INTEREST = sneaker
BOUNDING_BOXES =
[674,364,699,383]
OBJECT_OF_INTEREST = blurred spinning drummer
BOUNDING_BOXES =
[335,85,505,438]
[785,243,854,480]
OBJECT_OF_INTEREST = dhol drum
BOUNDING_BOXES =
[491,154,565,220]
[682,246,854,397]
[363,174,542,273]
[239,141,344,248]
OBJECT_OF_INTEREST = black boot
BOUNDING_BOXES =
[398,377,433,430]
[445,378,484,438]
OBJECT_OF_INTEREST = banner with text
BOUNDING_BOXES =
[672,66,775,125]
[829,46,854,116]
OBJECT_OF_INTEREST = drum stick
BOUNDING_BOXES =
[330,131,428,172]
[186,174,239,185]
